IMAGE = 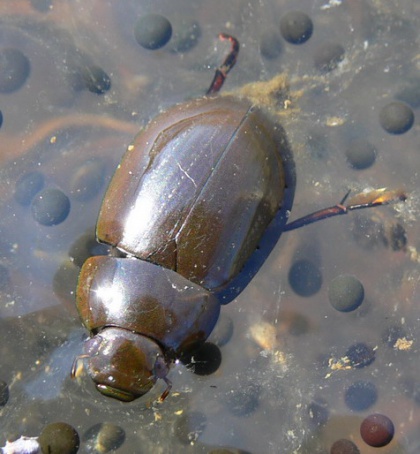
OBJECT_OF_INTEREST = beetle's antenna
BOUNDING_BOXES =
[284,188,407,231]
[206,34,239,95]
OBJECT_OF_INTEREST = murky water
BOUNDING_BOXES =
[0,1,419,453]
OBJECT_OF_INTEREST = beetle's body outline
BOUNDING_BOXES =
[75,92,296,401]
[74,35,405,402]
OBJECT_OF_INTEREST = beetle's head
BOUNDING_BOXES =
[83,327,169,402]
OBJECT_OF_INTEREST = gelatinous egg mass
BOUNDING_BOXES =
[31,188,71,226]
[328,275,364,312]
[280,11,313,44]
[0,2,417,452]
[330,439,360,454]
[134,14,173,50]
[379,101,414,134]
[39,423,80,454]
[360,413,395,448]
[0,48,30,93]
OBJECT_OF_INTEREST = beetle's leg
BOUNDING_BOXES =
[70,353,90,378]
[338,189,352,205]
[345,188,406,210]
[284,188,406,231]
[158,377,173,403]
[206,34,240,95]
[71,336,103,378]
[152,354,172,402]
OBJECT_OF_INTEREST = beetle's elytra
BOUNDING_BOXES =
[75,35,405,402]
[97,96,287,291]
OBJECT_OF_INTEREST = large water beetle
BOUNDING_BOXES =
[75,35,405,402]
